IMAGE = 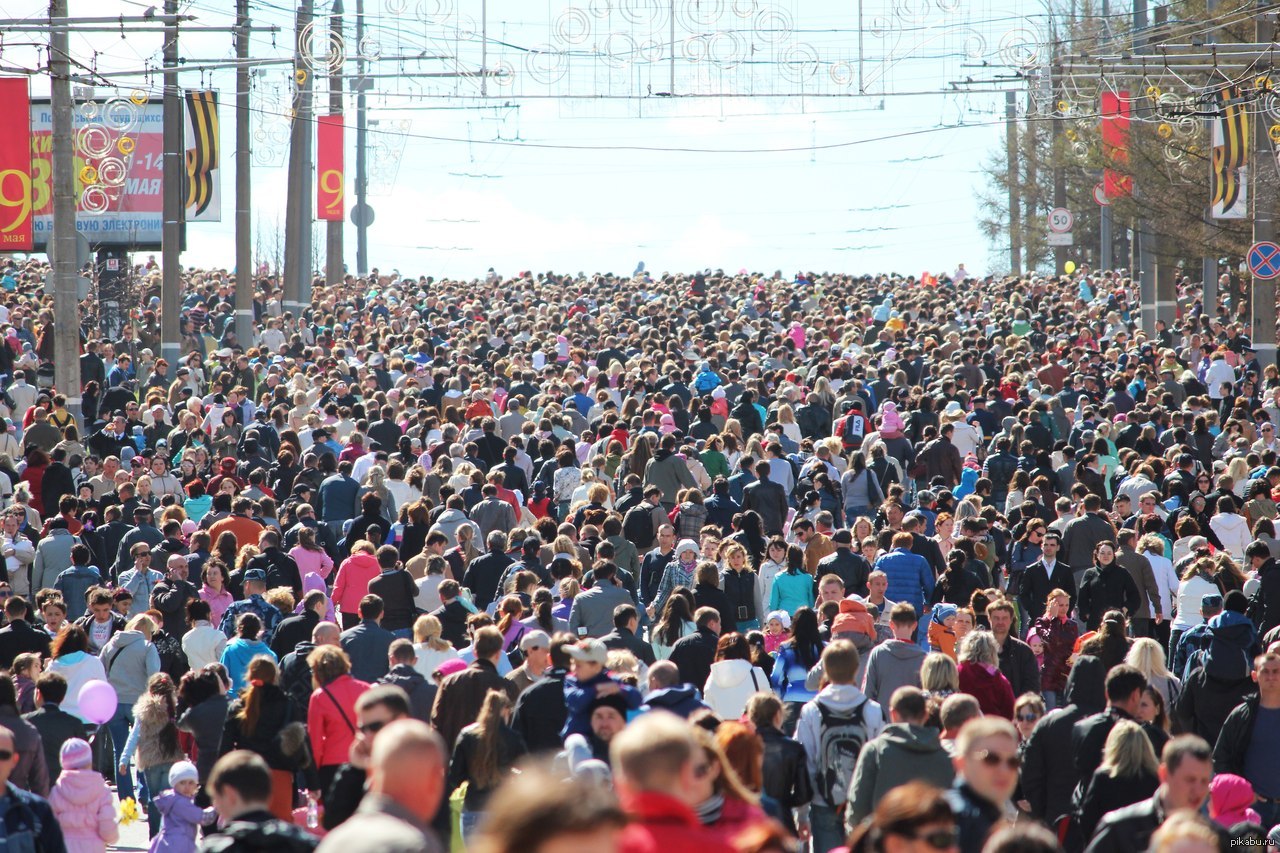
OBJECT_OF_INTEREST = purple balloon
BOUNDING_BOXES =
[78,680,118,725]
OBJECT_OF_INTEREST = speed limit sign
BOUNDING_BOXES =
[1048,208,1074,233]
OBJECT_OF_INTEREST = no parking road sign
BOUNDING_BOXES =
[1248,241,1280,280]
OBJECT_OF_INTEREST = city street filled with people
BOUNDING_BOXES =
[0,259,1274,853]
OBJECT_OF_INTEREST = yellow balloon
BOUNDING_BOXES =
[1064,261,1077,274]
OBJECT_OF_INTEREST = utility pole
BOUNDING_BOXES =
[1051,45,1066,276]
[49,0,81,428]
[1006,91,1021,274]
[282,0,313,317]
[355,0,369,276]
[1099,0,1112,271]
[1251,4,1277,368]
[1131,0,1158,336]
[161,0,183,366]
[326,0,344,286]
[234,0,253,350]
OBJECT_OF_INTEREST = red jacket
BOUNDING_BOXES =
[618,791,736,853]
[957,661,1015,720]
[307,674,370,767]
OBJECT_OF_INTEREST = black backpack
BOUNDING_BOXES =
[623,503,657,550]
[813,698,869,808]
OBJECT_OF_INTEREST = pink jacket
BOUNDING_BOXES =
[289,545,334,582]
[49,769,119,853]
[293,572,337,623]
[308,674,370,767]
[331,552,381,616]
[199,585,234,632]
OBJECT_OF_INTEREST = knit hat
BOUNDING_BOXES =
[765,610,791,630]
[169,761,199,787]
[59,738,92,770]
[675,539,699,562]
[931,603,958,626]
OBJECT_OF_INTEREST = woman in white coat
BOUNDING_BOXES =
[702,633,770,720]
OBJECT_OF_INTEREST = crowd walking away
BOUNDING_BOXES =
[0,259,1277,853]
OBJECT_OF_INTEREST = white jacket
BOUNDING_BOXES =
[182,622,228,670]
[702,659,770,720]
[1209,512,1252,563]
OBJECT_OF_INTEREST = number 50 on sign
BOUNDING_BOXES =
[316,115,344,222]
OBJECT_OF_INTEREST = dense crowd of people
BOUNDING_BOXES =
[0,258,1274,853]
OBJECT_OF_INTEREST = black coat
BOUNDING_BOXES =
[742,479,788,536]
[510,668,568,753]
[816,548,871,597]
[367,569,417,632]
[1019,558,1077,620]
[694,584,736,633]
[1022,656,1107,824]
[430,600,472,650]
[759,725,812,834]
[1211,695,1259,777]
[1085,795,1229,853]
[271,610,319,659]
[1077,769,1159,840]
[1072,708,1138,789]
[245,548,303,600]
[668,627,719,690]
[0,621,50,670]
[279,641,316,711]
[1250,559,1280,638]
[23,702,87,778]
[1077,563,1140,629]
[601,627,656,666]
[220,684,303,772]
[1173,667,1256,744]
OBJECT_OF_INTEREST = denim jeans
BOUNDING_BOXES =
[142,763,175,838]
[1042,690,1061,711]
[105,707,135,800]
[810,803,845,853]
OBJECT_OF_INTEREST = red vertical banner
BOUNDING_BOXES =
[1101,91,1132,199]
[316,115,344,222]
[0,78,33,249]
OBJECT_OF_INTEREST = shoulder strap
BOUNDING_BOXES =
[104,643,128,675]
[750,668,760,692]
[322,685,356,733]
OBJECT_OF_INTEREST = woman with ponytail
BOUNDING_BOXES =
[447,689,527,843]
[218,656,310,821]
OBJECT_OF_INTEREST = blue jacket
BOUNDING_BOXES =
[562,671,642,739]
[768,570,815,617]
[770,642,821,704]
[219,638,276,692]
[340,619,396,682]
[54,565,103,619]
[0,781,66,853]
[874,547,935,613]
[318,474,360,523]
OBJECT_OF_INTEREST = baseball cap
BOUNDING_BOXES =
[244,569,267,583]
[564,638,608,665]
[519,630,551,652]
[1200,593,1223,611]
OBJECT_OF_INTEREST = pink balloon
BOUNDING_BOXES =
[78,680,118,725]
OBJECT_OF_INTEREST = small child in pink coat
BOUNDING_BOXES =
[48,739,119,853]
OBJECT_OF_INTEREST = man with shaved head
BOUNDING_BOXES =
[316,719,447,853]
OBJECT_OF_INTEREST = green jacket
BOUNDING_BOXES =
[846,722,955,829]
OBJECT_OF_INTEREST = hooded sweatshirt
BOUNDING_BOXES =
[702,659,770,720]
[1210,512,1252,563]
[847,723,954,824]
[48,768,118,853]
[862,639,927,703]
[100,630,161,706]
[1210,773,1262,828]
[795,682,884,807]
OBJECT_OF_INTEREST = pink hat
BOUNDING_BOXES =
[435,658,468,678]
[60,738,93,770]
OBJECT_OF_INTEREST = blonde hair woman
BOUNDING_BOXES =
[1077,720,1159,838]
[1125,637,1181,706]
[412,614,460,678]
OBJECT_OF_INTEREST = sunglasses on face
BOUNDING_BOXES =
[973,749,1021,771]
[1017,712,1041,722]
[0,750,13,762]
[904,829,959,850]
[358,719,388,736]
